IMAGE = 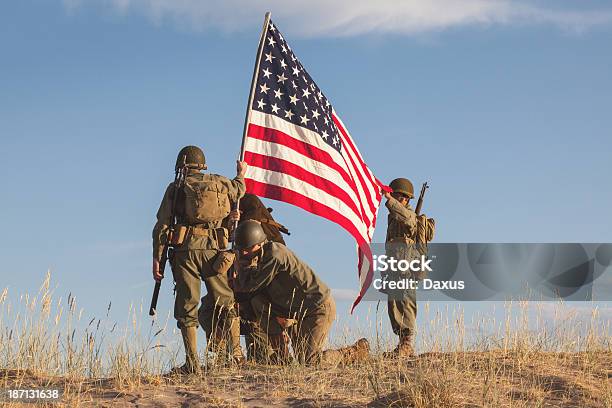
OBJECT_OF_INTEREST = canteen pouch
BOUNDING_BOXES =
[215,227,229,249]
[170,225,187,246]
[213,251,236,275]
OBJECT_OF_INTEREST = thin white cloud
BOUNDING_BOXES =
[64,0,612,37]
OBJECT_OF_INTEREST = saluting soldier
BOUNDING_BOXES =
[382,178,435,357]
[152,145,247,373]
[233,220,335,365]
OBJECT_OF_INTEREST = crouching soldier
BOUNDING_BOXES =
[198,193,291,364]
[232,220,335,365]
[382,178,435,358]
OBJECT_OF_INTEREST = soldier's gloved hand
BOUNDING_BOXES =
[237,160,248,177]
[152,259,163,282]
[228,209,241,223]
[382,190,392,200]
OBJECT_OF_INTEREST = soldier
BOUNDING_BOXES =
[234,193,287,245]
[232,220,335,365]
[152,145,247,373]
[198,193,290,363]
[382,177,435,358]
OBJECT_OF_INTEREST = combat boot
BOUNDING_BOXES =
[206,328,229,367]
[341,337,370,364]
[322,338,370,366]
[383,335,415,359]
[174,326,200,375]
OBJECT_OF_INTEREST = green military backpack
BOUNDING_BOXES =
[182,175,231,223]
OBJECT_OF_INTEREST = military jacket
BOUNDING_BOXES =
[152,171,245,260]
[237,242,330,317]
[385,196,419,263]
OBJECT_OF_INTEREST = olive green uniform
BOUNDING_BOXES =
[197,193,288,361]
[236,242,335,365]
[231,194,287,361]
[152,171,245,331]
[385,196,419,339]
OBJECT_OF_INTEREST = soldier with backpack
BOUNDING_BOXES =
[382,178,435,358]
[152,145,247,373]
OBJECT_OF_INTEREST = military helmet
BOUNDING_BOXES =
[176,145,206,170]
[389,178,414,198]
[234,220,267,250]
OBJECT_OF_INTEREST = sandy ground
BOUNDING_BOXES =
[2,351,611,407]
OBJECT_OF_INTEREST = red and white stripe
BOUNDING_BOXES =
[244,109,386,310]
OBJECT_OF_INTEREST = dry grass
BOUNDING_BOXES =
[0,273,610,407]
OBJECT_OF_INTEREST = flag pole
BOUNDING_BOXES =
[233,12,272,241]
[239,11,271,162]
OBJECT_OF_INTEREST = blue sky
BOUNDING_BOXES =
[1,1,611,341]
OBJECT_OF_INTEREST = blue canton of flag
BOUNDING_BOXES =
[251,20,342,153]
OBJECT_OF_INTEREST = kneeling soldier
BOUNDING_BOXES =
[198,193,291,364]
[233,220,335,365]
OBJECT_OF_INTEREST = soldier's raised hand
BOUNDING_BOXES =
[228,209,241,223]
[237,160,248,177]
[382,190,392,200]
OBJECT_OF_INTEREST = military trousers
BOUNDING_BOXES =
[289,296,336,365]
[387,286,417,339]
[244,294,286,363]
[170,248,237,330]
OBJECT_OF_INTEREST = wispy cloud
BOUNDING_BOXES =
[63,0,612,37]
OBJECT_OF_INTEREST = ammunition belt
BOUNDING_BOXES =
[191,226,213,237]
[188,225,229,249]
[185,221,219,235]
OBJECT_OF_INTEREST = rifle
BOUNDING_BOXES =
[415,181,429,216]
[259,218,291,236]
[149,156,188,316]
[264,208,290,235]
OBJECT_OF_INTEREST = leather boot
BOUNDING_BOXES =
[179,326,200,374]
[322,338,370,366]
[384,335,415,358]
[342,337,370,363]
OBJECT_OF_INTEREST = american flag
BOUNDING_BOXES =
[242,18,387,310]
